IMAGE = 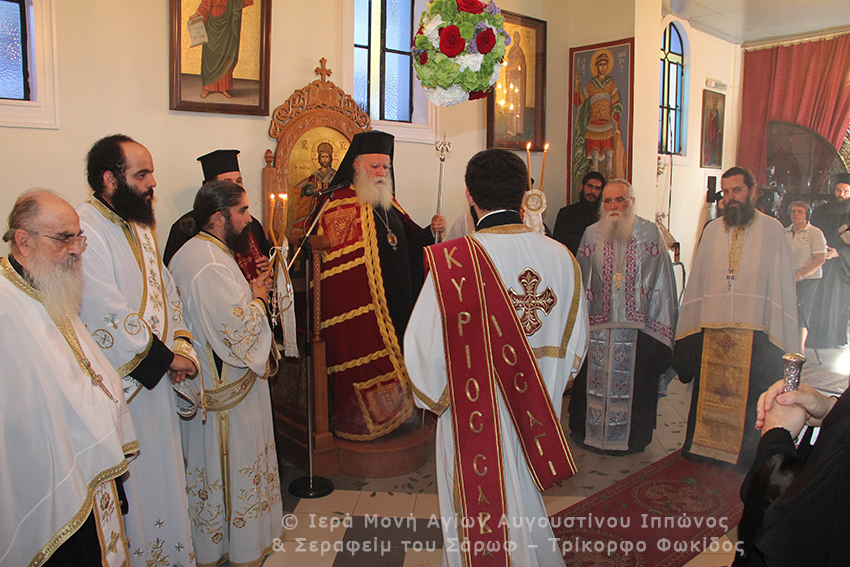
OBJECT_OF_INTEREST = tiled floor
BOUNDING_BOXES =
[261,347,849,567]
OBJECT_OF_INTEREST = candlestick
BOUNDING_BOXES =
[526,142,532,191]
[278,194,287,245]
[539,143,549,192]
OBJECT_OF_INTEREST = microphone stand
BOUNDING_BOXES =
[287,186,343,499]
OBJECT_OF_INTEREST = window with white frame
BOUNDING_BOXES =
[354,0,414,122]
[351,0,436,143]
[659,22,684,155]
[0,0,30,100]
[0,0,58,129]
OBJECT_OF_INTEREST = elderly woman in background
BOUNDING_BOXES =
[785,201,827,353]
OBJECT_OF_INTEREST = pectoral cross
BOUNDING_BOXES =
[613,271,625,290]
[725,268,736,291]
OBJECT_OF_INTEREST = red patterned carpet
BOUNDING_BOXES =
[551,450,744,567]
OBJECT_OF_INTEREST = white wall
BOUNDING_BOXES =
[0,0,739,264]
[658,17,742,271]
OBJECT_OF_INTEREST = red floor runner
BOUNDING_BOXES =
[551,450,745,567]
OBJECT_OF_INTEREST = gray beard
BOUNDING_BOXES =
[27,253,84,321]
[353,168,394,209]
[600,208,636,243]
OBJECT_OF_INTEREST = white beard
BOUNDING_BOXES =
[353,168,394,210]
[27,252,84,321]
[600,206,637,243]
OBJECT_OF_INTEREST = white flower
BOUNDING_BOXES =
[455,53,484,73]
[424,84,469,106]
[489,61,504,86]
[423,14,443,49]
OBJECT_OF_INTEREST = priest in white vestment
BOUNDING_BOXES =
[77,135,200,566]
[1,190,138,567]
[674,166,798,468]
[405,149,589,567]
[168,180,282,567]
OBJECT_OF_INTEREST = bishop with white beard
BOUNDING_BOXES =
[569,179,678,453]
[314,130,446,442]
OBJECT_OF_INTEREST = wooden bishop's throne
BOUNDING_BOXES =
[262,60,433,478]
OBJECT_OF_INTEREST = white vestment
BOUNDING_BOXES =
[169,232,282,567]
[77,198,199,566]
[677,211,798,350]
[405,226,589,567]
[0,257,138,567]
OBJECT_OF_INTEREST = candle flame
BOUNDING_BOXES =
[526,142,531,150]
[278,194,287,200]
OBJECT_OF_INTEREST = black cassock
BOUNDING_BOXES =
[807,199,850,348]
[733,389,850,567]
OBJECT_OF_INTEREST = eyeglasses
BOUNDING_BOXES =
[602,196,632,205]
[34,232,88,251]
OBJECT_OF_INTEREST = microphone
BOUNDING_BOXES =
[301,183,316,197]
[316,181,349,197]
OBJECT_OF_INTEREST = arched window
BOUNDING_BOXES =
[659,22,684,155]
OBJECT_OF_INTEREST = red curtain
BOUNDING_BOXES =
[738,34,850,186]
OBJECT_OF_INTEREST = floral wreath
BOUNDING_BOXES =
[412,0,509,107]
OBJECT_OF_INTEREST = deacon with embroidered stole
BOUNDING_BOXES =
[317,130,445,440]
[569,179,677,453]
[674,166,798,467]
[0,190,139,567]
[405,149,589,567]
[169,180,282,566]
[77,135,201,566]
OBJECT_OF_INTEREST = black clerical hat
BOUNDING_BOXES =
[330,131,394,187]
[197,149,240,183]
[835,173,850,186]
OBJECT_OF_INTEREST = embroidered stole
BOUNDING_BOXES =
[426,237,577,567]
[691,328,753,464]
[121,223,169,403]
[234,230,265,281]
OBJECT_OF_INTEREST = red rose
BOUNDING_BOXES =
[456,0,485,14]
[419,52,428,65]
[439,25,465,58]
[469,88,491,100]
[476,28,496,54]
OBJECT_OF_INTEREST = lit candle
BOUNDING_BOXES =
[539,143,549,192]
[526,142,532,191]
[268,194,277,246]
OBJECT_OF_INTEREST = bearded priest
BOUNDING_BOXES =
[674,166,798,468]
[77,135,201,566]
[1,190,139,567]
[316,130,445,441]
[569,179,678,454]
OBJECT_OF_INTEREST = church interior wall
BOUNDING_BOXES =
[0,0,741,267]
[660,17,742,272]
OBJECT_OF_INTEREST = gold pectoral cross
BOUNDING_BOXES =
[613,271,625,290]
